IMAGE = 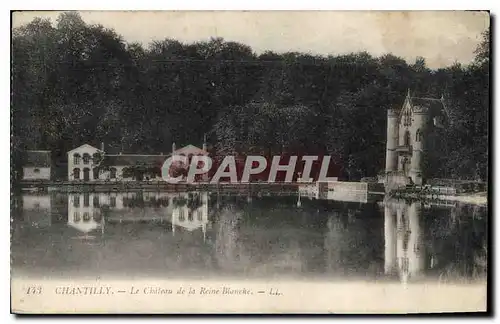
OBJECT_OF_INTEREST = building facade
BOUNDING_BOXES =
[67,144,104,181]
[67,141,208,182]
[384,90,448,188]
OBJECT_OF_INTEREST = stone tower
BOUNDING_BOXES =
[385,108,399,173]
[384,90,447,187]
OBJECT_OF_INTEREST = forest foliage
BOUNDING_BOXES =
[11,12,489,181]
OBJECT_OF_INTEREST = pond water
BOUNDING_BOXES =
[11,191,488,284]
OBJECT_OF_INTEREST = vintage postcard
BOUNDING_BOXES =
[10,10,489,314]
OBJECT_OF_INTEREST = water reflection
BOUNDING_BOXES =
[68,193,104,238]
[21,194,52,228]
[384,199,426,284]
[11,191,487,283]
[67,192,210,238]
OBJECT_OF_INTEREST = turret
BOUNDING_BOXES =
[409,106,428,185]
[385,109,399,172]
[202,134,207,152]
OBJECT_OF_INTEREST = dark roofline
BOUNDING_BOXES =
[106,154,170,157]
[411,97,443,101]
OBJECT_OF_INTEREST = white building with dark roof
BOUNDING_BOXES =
[67,140,208,182]
[22,150,51,180]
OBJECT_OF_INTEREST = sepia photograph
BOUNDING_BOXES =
[10,10,490,314]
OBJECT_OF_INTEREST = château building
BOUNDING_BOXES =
[383,90,449,189]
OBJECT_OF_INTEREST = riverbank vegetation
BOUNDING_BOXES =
[12,12,489,181]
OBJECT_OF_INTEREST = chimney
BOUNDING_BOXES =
[101,142,105,152]
[172,142,176,154]
[202,134,207,152]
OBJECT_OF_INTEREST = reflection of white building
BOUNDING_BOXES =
[67,192,210,240]
[384,199,426,284]
[171,192,209,239]
[22,194,52,227]
[106,192,174,222]
[67,193,104,235]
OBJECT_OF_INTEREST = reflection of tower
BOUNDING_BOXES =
[214,204,242,266]
[383,199,425,284]
[384,204,397,274]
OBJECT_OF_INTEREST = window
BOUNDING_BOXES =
[110,168,117,179]
[83,212,90,222]
[73,168,80,180]
[73,195,80,208]
[83,153,91,165]
[83,168,90,181]
[33,168,40,173]
[179,209,185,222]
[93,195,100,207]
[403,110,412,127]
[93,168,99,180]
[403,131,410,146]
[73,212,80,222]
[416,129,422,142]
[110,196,116,208]
[197,211,202,221]
[73,154,81,165]
[83,193,90,207]
[188,212,193,222]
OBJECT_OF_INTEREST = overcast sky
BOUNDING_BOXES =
[12,10,490,69]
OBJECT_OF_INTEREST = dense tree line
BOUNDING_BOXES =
[11,12,489,181]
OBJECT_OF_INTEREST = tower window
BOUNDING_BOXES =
[403,110,412,127]
[416,129,422,142]
[404,131,410,146]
